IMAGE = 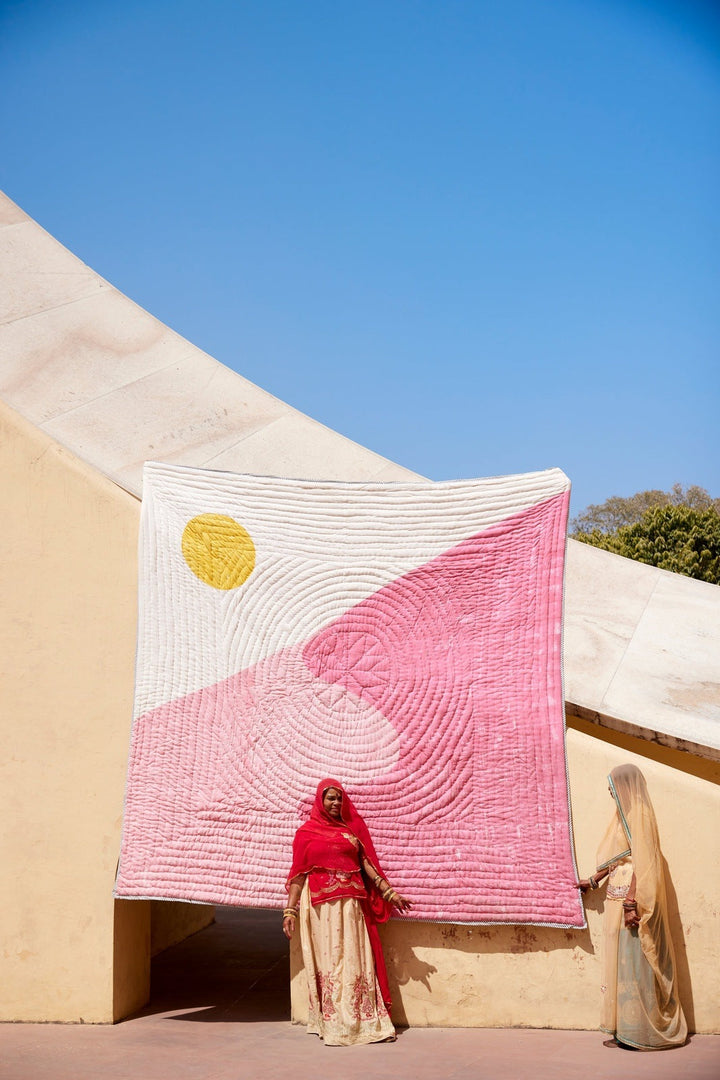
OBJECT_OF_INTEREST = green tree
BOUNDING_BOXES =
[573,503,720,585]
[571,484,720,535]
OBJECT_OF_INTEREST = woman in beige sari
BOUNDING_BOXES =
[578,764,687,1050]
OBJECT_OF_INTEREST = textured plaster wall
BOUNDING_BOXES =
[151,901,215,958]
[291,723,720,1031]
[0,404,213,1022]
[0,402,139,1020]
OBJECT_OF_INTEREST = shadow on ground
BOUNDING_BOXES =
[129,907,290,1024]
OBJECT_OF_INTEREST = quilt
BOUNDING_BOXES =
[115,462,584,926]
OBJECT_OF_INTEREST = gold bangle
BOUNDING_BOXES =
[282,907,298,918]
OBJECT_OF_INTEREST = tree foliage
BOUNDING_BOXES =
[571,484,720,535]
[572,492,720,585]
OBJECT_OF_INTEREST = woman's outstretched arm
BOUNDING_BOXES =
[361,856,413,911]
[576,865,611,892]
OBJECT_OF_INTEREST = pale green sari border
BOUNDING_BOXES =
[596,774,632,872]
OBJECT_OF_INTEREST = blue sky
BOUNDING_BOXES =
[1,0,718,515]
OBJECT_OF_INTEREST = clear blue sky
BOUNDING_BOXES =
[1,0,718,515]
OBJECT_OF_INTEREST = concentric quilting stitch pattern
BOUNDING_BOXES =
[115,463,584,927]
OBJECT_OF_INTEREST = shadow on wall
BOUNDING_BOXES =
[380,914,596,1027]
[663,855,695,1031]
[378,862,696,1032]
[123,880,693,1031]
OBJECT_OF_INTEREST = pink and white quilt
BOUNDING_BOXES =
[115,462,584,926]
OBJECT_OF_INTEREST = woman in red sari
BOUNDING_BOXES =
[283,779,411,1045]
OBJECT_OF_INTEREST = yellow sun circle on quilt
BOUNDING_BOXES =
[181,514,256,590]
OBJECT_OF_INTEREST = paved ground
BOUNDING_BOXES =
[2,908,718,1080]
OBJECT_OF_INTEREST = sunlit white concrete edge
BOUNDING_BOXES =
[564,541,720,758]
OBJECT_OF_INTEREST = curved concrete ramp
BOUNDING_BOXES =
[1,190,718,760]
[0,191,418,493]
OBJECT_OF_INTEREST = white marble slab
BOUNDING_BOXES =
[204,410,417,482]
[563,541,660,710]
[603,570,720,749]
[0,192,29,227]
[42,352,292,494]
[0,289,197,424]
[0,221,107,326]
[364,461,427,483]
[565,539,720,754]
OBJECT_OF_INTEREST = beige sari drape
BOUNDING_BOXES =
[596,765,687,1050]
[298,881,395,1046]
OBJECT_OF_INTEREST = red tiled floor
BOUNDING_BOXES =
[2,908,718,1080]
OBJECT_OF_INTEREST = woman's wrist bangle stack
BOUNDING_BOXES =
[283,907,299,919]
[589,876,599,890]
[381,885,398,902]
[622,899,637,910]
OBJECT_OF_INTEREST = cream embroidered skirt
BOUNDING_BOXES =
[298,882,395,1046]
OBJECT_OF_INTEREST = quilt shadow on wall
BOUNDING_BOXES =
[381,914,596,1027]
[127,907,290,1024]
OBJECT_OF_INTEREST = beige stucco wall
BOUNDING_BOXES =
[3,394,717,1029]
[0,403,213,1022]
[0,400,140,1021]
[291,721,720,1032]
